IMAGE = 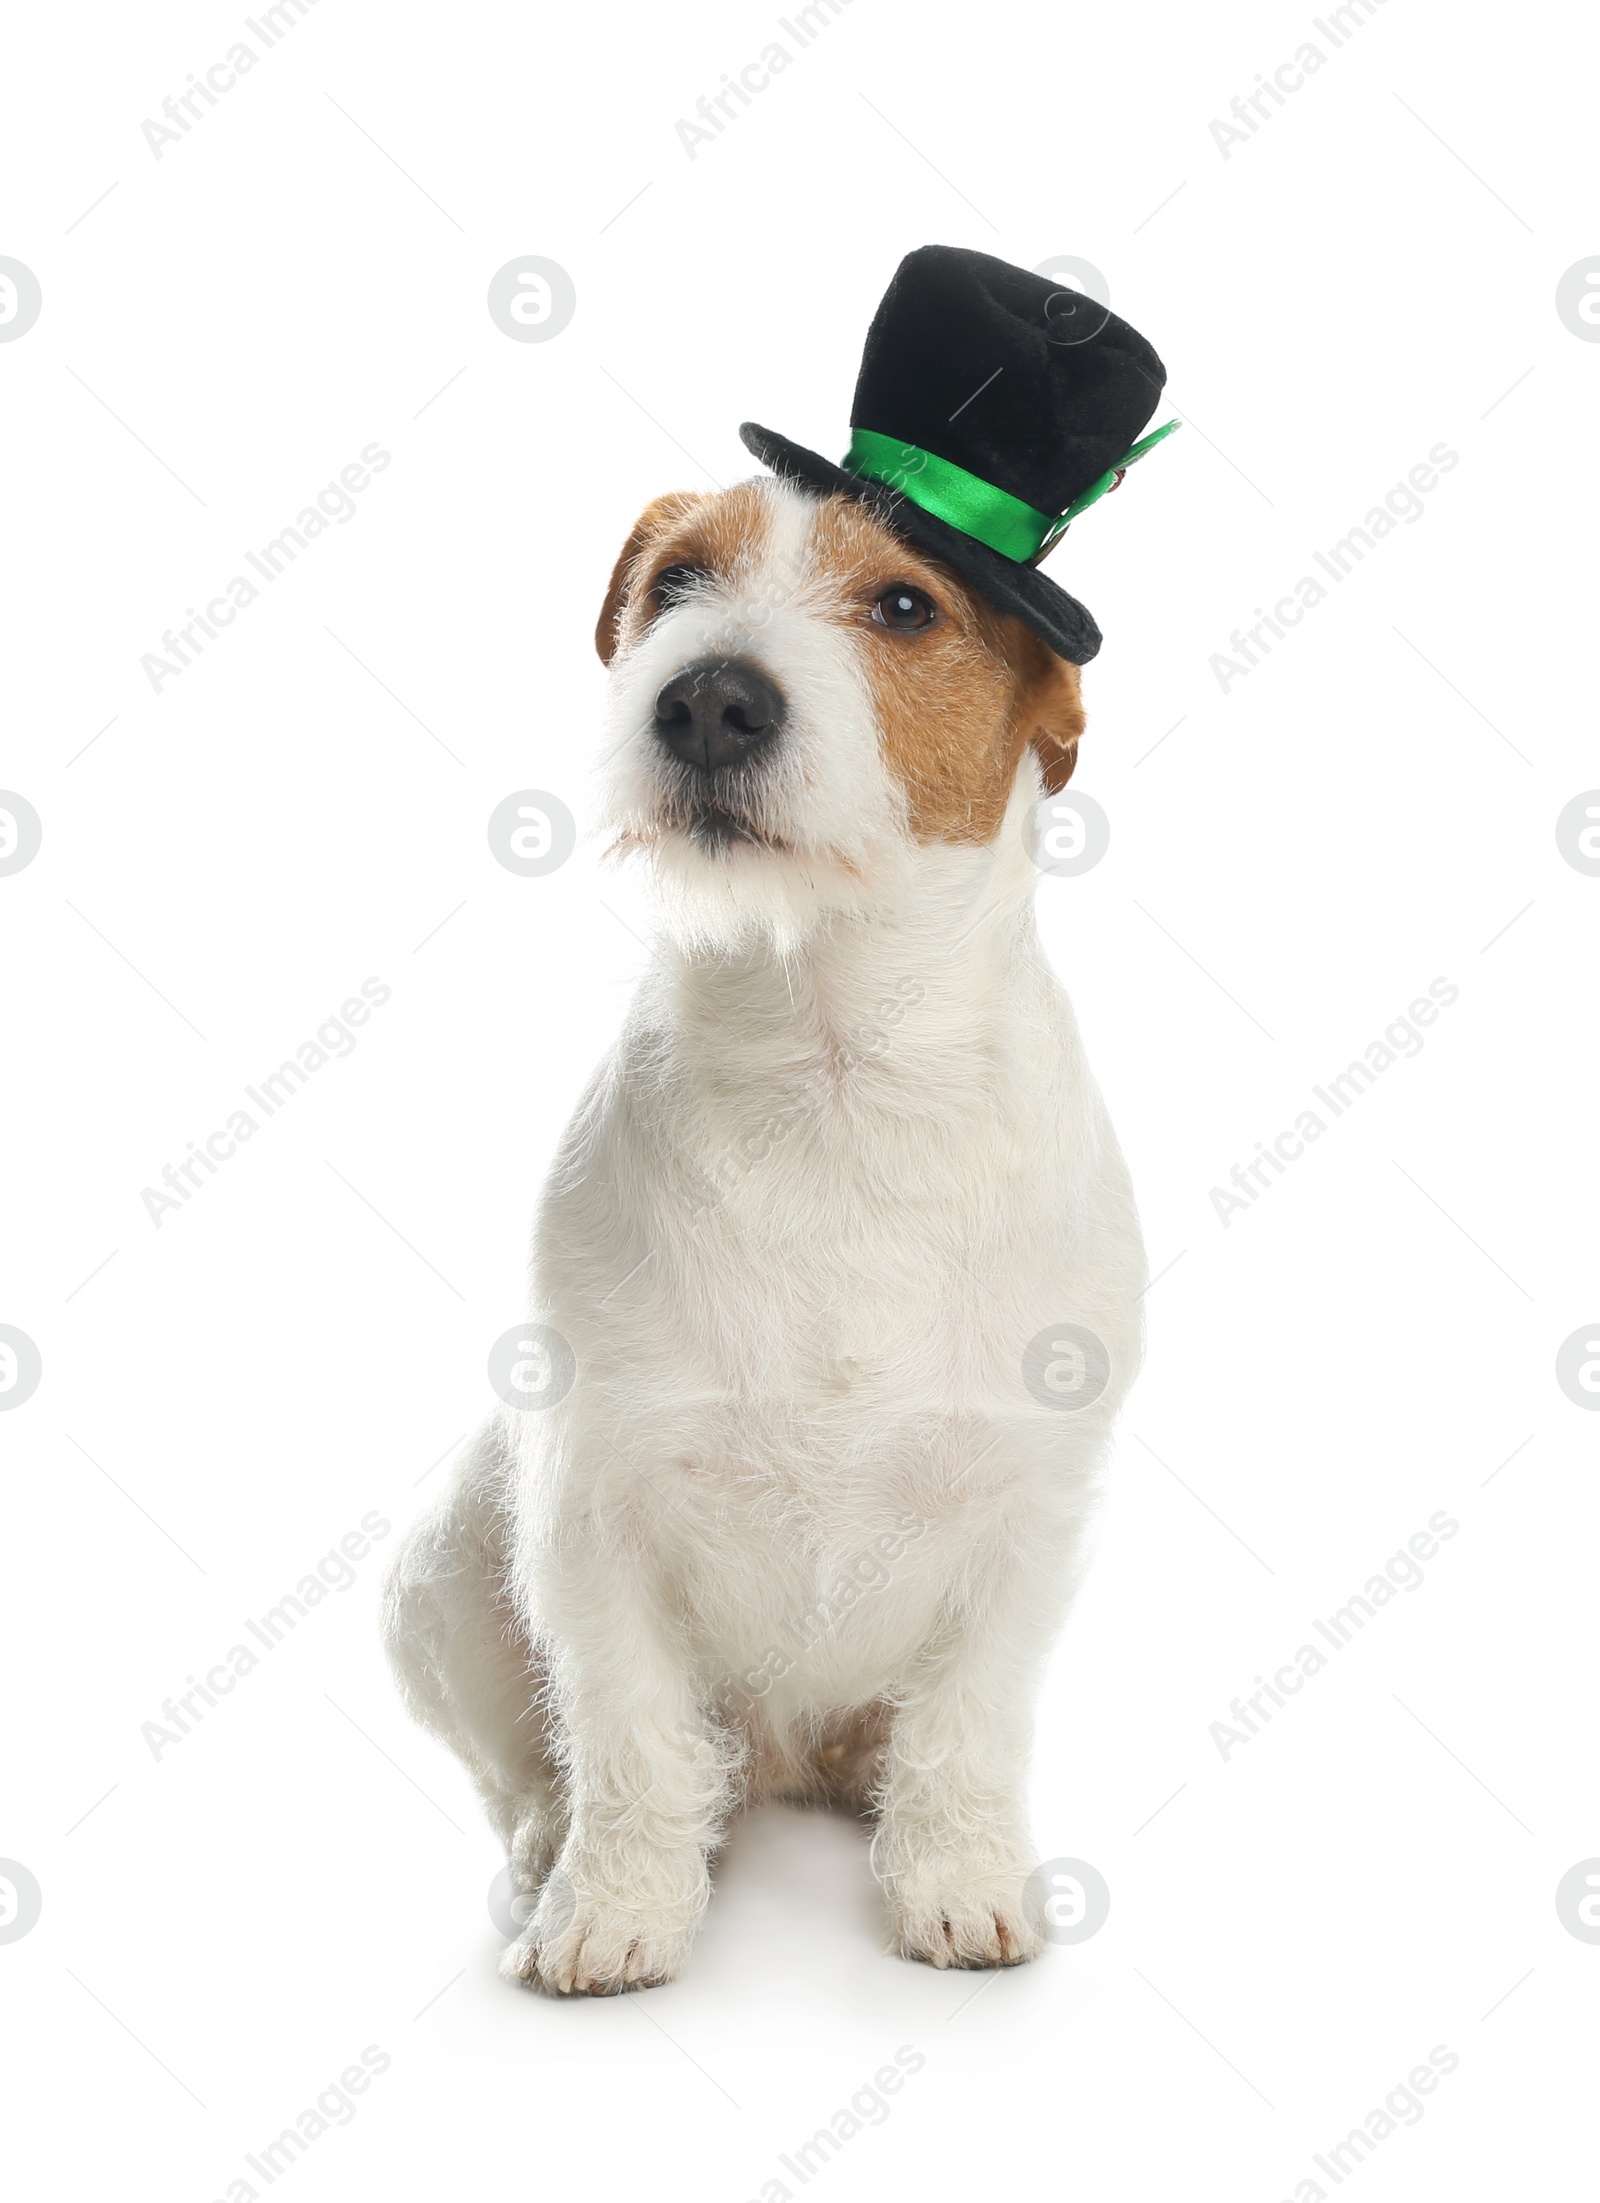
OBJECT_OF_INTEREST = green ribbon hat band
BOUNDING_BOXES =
[843,418,1179,566]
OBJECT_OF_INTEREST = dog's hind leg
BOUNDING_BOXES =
[381,1415,564,1882]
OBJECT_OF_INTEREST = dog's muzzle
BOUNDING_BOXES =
[652,658,785,774]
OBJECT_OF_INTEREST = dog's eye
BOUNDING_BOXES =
[873,585,936,631]
[651,564,710,611]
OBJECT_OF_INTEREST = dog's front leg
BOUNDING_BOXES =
[874,1530,1066,1972]
[500,1532,730,1996]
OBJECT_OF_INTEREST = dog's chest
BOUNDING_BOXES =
[548,978,1133,1425]
[676,1109,1029,1390]
[530,947,1142,1691]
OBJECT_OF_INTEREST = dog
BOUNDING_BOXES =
[384,245,1174,1994]
[382,468,1147,1992]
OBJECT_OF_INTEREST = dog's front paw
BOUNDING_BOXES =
[890,1873,1045,1972]
[499,1864,703,1996]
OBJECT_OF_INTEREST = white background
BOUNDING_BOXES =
[2,1,1596,2197]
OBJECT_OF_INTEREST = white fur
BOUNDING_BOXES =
[383,479,1146,1992]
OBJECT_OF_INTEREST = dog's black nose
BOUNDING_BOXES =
[652,659,784,773]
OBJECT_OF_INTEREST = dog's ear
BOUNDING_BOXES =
[1013,627,1086,793]
[595,493,698,666]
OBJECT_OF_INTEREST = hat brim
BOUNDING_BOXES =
[738,422,1102,665]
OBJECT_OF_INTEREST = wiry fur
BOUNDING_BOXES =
[383,477,1146,1993]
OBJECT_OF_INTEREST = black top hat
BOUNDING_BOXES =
[740,245,1175,664]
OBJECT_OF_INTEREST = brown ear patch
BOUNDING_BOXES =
[594,492,700,665]
[1010,621,1085,796]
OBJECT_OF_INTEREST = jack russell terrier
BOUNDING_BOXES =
[384,246,1176,1993]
